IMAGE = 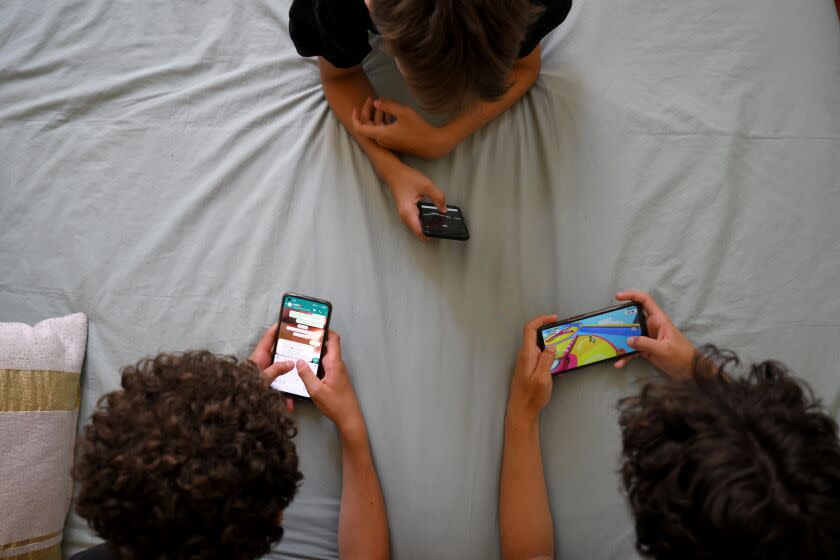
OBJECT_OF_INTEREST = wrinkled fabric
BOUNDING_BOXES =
[0,1,838,558]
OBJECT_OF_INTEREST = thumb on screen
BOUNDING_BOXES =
[627,336,663,356]
[263,360,295,383]
[427,186,446,214]
[535,348,555,376]
[296,359,320,394]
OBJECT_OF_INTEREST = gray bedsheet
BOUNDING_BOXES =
[1,1,838,558]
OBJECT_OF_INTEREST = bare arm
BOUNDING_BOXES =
[440,46,542,153]
[500,414,555,560]
[319,59,403,181]
[337,424,390,560]
[296,332,390,560]
[499,315,558,560]
[318,58,446,239]
[353,46,542,159]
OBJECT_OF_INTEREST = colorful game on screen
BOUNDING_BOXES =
[541,306,643,374]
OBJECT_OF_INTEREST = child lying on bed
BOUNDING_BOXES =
[289,0,572,239]
[500,291,840,560]
[69,328,389,560]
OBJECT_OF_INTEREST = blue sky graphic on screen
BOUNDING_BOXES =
[541,306,642,374]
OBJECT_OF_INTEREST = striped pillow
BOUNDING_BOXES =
[0,313,88,560]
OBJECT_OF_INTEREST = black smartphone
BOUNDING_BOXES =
[270,292,333,399]
[537,302,647,375]
[417,202,470,240]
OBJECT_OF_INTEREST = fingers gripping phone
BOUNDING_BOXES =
[538,302,647,375]
[270,293,332,399]
[417,202,470,240]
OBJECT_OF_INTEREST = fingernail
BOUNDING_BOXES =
[373,99,381,107]
[627,337,636,346]
[281,361,295,369]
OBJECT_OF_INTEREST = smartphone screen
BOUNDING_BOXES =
[539,304,644,375]
[418,203,469,240]
[270,294,331,398]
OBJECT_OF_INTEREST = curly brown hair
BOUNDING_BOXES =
[618,346,840,560]
[73,351,302,560]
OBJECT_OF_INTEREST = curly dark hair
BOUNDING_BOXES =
[618,346,840,560]
[73,351,302,560]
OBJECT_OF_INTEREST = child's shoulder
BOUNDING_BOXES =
[289,0,374,68]
[520,0,573,57]
[290,0,370,30]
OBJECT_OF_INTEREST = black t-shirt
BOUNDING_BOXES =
[289,0,573,69]
[69,544,113,560]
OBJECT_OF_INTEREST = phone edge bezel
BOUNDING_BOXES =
[271,291,334,399]
[537,302,648,376]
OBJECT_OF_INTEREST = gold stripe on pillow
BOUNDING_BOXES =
[0,530,62,551]
[0,370,80,412]
[5,542,61,560]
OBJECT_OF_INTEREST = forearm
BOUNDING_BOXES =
[319,59,403,181]
[441,47,541,150]
[500,410,554,560]
[337,423,390,560]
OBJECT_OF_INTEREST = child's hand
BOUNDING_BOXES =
[249,323,296,409]
[353,97,454,159]
[384,163,447,240]
[507,314,559,423]
[614,291,696,379]
[295,330,367,441]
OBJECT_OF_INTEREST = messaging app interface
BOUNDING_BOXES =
[271,296,329,397]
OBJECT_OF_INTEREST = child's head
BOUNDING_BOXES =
[369,0,540,116]
[74,351,301,560]
[618,347,840,560]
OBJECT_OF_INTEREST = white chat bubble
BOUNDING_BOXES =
[274,339,314,361]
[290,310,326,328]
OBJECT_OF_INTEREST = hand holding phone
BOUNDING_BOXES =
[613,291,697,379]
[385,164,447,241]
[270,293,332,399]
[507,314,559,421]
[417,202,470,240]
[249,324,298,409]
[293,330,366,440]
[538,302,647,375]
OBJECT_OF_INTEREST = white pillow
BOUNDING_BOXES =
[0,313,88,560]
